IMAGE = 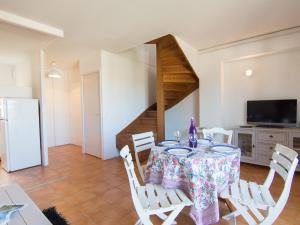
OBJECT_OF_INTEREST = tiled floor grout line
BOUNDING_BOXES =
[25,176,69,192]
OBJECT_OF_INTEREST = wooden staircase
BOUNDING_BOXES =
[116,34,199,160]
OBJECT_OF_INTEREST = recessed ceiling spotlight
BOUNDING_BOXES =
[245,69,253,77]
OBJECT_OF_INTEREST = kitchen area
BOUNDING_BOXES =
[0,16,84,173]
[0,20,60,172]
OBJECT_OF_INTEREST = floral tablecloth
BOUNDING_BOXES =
[144,146,240,225]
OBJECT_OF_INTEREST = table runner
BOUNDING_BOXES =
[144,146,240,225]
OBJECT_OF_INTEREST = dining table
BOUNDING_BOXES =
[144,143,241,225]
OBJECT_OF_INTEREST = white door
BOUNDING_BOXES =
[82,73,101,158]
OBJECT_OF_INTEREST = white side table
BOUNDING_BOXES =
[0,183,51,225]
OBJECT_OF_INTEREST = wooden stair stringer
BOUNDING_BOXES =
[116,104,158,160]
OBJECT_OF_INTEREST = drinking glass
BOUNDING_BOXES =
[207,133,213,142]
[174,130,181,143]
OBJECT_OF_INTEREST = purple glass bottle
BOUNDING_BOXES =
[188,117,197,148]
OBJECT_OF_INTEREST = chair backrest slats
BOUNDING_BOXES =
[120,145,140,189]
[134,139,155,153]
[132,131,155,181]
[270,161,288,181]
[269,144,298,181]
[275,144,298,161]
[203,127,233,144]
[272,152,292,171]
[132,131,154,141]
[134,136,155,146]
[135,143,155,153]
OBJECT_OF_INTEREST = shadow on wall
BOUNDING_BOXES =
[165,89,200,140]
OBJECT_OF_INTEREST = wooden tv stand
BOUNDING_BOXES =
[233,126,300,171]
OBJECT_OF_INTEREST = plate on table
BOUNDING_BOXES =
[158,140,179,147]
[197,139,212,147]
[164,147,193,156]
[210,144,238,153]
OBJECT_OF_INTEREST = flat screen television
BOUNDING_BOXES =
[247,99,297,127]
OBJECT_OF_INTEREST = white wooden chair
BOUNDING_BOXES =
[132,131,155,182]
[202,127,233,144]
[120,145,192,225]
[220,144,298,225]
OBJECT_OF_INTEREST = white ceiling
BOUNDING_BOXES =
[0,0,300,66]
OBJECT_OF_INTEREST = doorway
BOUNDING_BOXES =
[45,70,71,147]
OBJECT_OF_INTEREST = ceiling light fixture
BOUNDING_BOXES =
[47,61,62,78]
[245,69,253,77]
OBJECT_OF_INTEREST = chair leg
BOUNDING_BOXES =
[220,198,235,212]
[162,206,184,225]
[157,213,177,225]
[227,214,236,225]
[230,200,256,225]
[223,210,240,220]
[139,216,153,225]
[134,219,141,225]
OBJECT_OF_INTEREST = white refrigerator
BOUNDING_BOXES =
[0,98,41,172]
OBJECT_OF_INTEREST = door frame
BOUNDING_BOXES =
[81,71,103,158]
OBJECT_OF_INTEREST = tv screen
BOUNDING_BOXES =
[247,99,297,126]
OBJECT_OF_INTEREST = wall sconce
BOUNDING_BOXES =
[245,69,253,77]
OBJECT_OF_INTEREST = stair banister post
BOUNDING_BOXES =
[156,43,165,142]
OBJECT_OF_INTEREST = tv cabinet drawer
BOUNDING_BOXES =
[256,143,276,156]
[257,132,287,143]
[256,153,272,165]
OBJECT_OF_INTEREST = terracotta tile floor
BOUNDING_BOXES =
[0,145,299,225]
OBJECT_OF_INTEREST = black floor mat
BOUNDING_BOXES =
[42,207,70,225]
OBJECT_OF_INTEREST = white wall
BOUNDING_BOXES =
[100,47,156,159]
[222,50,300,128]
[165,90,199,139]
[31,50,49,166]
[69,63,82,146]
[175,36,200,75]
[79,52,101,75]
[0,50,32,98]
[198,29,300,128]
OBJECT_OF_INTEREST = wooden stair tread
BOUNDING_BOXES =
[159,41,178,50]
[125,122,157,128]
[144,111,157,118]
[163,83,192,91]
[163,79,197,83]
[161,56,186,65]
[163,79,197,84]
[160,50,182,58]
